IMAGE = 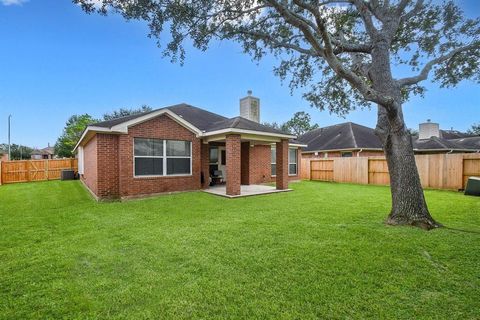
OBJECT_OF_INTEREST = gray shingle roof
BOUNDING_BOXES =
[206,116,291,135]
[90,103,292,136]
[412,136,470,150]
[450,136,480,150]
[298,122,382,152]
[440,130,474,140]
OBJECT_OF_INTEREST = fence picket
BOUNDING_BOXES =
[305,153,480,191]
[0,159,77,184]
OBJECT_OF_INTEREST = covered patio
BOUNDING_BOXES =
[200,117,302,197]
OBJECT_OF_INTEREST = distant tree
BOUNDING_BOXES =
[407,128,418,136]
[467,123,480,135]
[283,111,319,136]
[55,114,97,158]
[103,105,152,121]
[0,143,33,160]
[263,121,287,131]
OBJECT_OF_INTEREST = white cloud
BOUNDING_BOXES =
[1,0,28,6]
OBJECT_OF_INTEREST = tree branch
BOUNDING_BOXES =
[397,42,480,86]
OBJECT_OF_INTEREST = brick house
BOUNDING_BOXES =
[74,93,305,200]
[298,121,479,159]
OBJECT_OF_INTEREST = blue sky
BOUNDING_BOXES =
[0,0,478,148]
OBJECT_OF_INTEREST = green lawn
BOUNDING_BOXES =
[0,181,479,319]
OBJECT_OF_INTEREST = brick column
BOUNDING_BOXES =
[226,134,241,196]
[276,139,289,190]
[201,141,210,189]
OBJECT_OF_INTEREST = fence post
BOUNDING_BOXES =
[45,159,49,181]
[26,160,30,182]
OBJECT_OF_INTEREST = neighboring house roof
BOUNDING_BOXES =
[298,122,383,152]
[74,104,299,151]
[31,146,55,155]
[450,136,480,150]
[299,122,479,153]
[440,129,474,140]
[412,136,473,151]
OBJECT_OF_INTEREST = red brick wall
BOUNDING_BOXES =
[81,135,98,196]
[276,139,289,190]
[226,134,241,195]
[241,142,250,185]
[117,115,202,198]
[201,140,210,189]
[248,144,272,184]
[96,134,120,199]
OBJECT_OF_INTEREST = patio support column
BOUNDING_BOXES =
[276,139,289,190]
[226,134,241,196]
[201,140,210,189]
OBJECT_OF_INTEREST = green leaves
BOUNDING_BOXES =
[55,114,97,158]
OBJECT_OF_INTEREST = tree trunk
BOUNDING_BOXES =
[375,108,442,230]
[368,38,442,230]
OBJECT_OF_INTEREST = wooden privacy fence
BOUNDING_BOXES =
[0,159,77,185]
[302,153,480,191]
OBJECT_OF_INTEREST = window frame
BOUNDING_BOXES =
[288,147,298,176]
[341,151,353,158]
[133,138,192,178]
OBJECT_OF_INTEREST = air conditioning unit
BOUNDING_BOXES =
[61,169,75,181]
[464,177,480,196]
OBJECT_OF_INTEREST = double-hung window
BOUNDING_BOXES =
[134,138,191,176]
[289,148,298,175]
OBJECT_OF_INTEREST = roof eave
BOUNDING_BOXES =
[202,128,296,140]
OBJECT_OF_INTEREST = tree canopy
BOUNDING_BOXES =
[0,143,33,160]
[103,105,152,121]
[264,111,319,136]
[467,123,480,135]
[55,114,97,158]
[75,0,479,115]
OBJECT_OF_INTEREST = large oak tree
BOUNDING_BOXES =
[75,0,480,229]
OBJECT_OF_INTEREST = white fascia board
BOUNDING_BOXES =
[203,128,296,139]
[73,126,114,152]
[289,143,308,148]
[110,109,202,136]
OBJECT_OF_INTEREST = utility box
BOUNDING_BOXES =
[61,169,75,181]
[464,177,480,196]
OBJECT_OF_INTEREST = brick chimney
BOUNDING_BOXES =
[239,90,260,123]
[419,119,440,140]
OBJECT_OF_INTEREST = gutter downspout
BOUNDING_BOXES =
[357,148,363,157]
[447,149,453,154]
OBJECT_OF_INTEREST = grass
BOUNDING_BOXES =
[0,180,479,319]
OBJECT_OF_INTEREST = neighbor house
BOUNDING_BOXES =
[74,93,306,200]
[31,145,55,160]
[299,120,479,159]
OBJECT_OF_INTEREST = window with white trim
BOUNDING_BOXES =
[289,148,297,175]
[134,138,191,176]
[271,147,276,176]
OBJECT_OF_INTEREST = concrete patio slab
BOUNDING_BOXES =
[204,184,292,198]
